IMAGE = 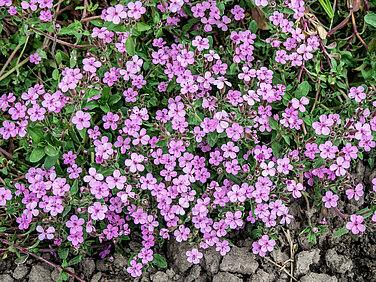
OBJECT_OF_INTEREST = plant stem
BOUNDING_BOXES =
[333,206,347,221]
[0,237,85,282]
[28,26,93,48]
[0,57,29,82]
[0,45,21,78]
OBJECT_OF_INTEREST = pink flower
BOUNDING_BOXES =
[82,58,101,73]
[66,215,85,233]
[88,202,108,221]
[127,1,146,19]
[322,191,339,208]
[346,184,364,201]
[106,4,127,24]
[125,153,145,173]
[186,248,203,264]
[30,53,41,64]
[72,110,91,130]
[348,86,366,102]
[174,225,190,242]
[127,259,143,277]
[291,97,309,112]
[106,169,127,189]
[312,115,333,136]
[254,0,269,7]
[319,141,338,159]
[27,104,46,121]
[329,156,350,176]
[0,187,12,205]
[216,240,231,256]
[36,226,55,241]
[346,214,366,235]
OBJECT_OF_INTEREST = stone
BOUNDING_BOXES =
[271,249,290,265]
[185,265,206,282]
[12,264,29,280]
[0,274,14,282]
[203,247,222,276]
[150,271,170,282]
[325,249,353,274]
[300,272,338,282]
[28,264,53,282]
[295,249,320,276]
[51,267,75,282]
[213,272,242,282]
[96,260,110,272]
[166,269,175,278]
[81,258,96,278]
[167,239,192,273]
[219,246,259,275]
[113,253,128,270]
[91,272,102,282]
[248,269,276,282]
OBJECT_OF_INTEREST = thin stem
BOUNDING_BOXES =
[0,57,30,82]
[81,15,101,22]
[0,238,85,282]
[15,36,30,77]
[0,45,21,78]
[333,206,347,221]
[28,26,93,48]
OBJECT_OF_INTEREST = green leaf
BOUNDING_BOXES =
[303,115,312,127]
[134,22,151,32]
[28,127,44,143]
[333,226,349,238]
[0,227,6,232]
[365,12,376,28]
[85,100,99,110]
[295,81,310,99]
[282,134,290,145]
[52,69,59,80]
[269,117,279,130]
[44,145,58,157]
[125,37,135,56]
[67,255,82,266]
[206,132,218,147]
[30,147,46,163]
[15,255,29,265]
[77,128,87,139]
[152,254,167,268]
[70,180,79,195]
[100,104,111,113]
[101,87,110,103]
[318,0,334,18]
[248,20,258,33]
[109,94,122,105]
[44,155,58,170]
[58,248,69,260]
[62,206,72,218]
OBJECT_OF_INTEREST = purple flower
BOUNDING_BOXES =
[186,248,203,264]
[0,187,12,205]
[29,52,41,64]
[88,202,108,221]
[36,226,55,241]
[346,215,366,235]
[72,110,91,130]
[322,191,339,208]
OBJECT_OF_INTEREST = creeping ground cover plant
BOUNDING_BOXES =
[0,0,376,280]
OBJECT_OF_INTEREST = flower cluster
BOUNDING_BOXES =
[0,0,375,279]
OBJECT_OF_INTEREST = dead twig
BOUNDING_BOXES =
[264,256,298,281]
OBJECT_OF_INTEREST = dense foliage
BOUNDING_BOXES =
[1,0,376,280]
